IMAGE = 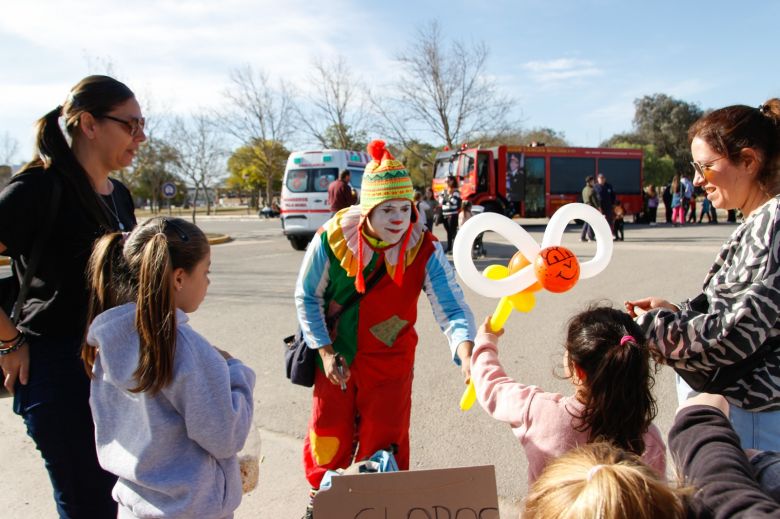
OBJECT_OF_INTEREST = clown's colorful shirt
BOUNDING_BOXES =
[295,206,475,370]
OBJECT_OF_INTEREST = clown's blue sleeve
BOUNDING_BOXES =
[294,234,332,349]
[423,241,477,363]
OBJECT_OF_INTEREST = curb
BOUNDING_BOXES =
[207,234,233,245]
[0,235,233,267]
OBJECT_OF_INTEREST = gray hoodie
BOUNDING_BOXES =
[87,303,256,519]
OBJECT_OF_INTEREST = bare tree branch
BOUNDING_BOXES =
[298,55,369,149]
[169,114,226,223]
[373,20,515,150]
[218,65,296,203]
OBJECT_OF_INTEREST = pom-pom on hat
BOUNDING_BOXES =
[360,140,415,216]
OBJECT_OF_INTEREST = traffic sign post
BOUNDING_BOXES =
[162,182,177,215]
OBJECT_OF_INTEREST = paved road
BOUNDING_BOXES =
[0,216,736,518]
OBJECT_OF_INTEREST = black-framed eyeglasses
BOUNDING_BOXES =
[99,114,145,137]
[690,156,726,177]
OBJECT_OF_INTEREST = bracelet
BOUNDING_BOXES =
[0,330,21,347]
[0,332,25,356]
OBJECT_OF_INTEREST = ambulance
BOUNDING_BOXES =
[280,149,369,250]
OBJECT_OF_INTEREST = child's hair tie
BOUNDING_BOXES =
[587,464,606,481]
[620,335,635,346]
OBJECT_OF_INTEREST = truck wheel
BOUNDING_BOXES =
[289,235,312,251]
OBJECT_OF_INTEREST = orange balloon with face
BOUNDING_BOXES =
[534,246,580,293]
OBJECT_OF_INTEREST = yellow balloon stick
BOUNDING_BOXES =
[460,289,537,412]
[459,380,477,410]
[489,297,513,331]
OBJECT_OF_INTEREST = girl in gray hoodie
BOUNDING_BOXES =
[83,217,256,519]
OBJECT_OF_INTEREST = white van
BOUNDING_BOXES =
[280,149,369,250]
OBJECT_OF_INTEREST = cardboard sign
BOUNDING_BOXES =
[313,465,500,519]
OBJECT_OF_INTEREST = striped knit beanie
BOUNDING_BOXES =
[354,140,416,292]
[360,140,414,216]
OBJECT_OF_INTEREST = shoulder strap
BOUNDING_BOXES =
[10,174,62,324]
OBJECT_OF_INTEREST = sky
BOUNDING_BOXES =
[1,0,778,163]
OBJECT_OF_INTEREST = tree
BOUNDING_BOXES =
[226,139,289,210]
[600,131,645,148]
[320,124,367,151]
[396,140,437,189]
[300,56,369,150]
[219,66,296,204]
[632,94,703,172]
[0,132,19,165]
[521,127,569,147]
[374,20,515,152]
[170,114,226,223]
[131,138,181,212]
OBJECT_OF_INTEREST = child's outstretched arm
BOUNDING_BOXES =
[471,317,541,428]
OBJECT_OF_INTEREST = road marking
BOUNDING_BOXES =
[220,240,274,247]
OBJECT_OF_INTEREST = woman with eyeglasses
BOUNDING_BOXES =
[0,75,145,518]
[626,99,780,451]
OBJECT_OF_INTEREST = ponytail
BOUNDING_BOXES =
[83,217,208,393]
[565,305,657,456]
[82,232,130,374]
[132,233,177,394]
[31,106,64,169]
[81,232,129,378]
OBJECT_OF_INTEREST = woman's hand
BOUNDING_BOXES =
[456,340,474,383]
[319,346,350,386]
[0,342,30,394]
[625,297,679,318]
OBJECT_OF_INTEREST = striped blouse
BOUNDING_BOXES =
[637,195,780,411]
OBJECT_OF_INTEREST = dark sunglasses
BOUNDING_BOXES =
[99,114,146,137]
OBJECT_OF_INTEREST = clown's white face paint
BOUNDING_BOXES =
[366,200,413,245]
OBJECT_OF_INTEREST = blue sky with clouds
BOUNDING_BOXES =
[1,0,778,161]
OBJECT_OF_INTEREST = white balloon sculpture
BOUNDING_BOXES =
[453,203,613,298]
[452,203,614,412]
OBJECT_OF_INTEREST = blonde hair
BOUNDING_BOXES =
[523,443,689,519]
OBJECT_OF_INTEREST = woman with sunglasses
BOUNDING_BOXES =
[626,99,780,451]
[0,75,145,518]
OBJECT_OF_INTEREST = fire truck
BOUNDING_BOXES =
[431,144,644,218]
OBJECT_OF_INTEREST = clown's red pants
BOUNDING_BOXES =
[303,360,413,489]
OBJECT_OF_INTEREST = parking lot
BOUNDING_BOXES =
[0,215,736,518]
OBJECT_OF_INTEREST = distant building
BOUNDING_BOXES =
[185,186,218,207]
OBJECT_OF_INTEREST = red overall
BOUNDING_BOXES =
[303,236,436,489]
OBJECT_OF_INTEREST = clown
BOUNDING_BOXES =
[294,140,476,514]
